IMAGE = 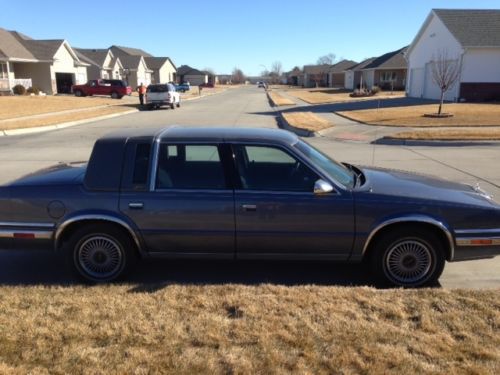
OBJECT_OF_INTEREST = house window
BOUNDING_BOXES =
[0,63,8,79]
[380,72,397,81]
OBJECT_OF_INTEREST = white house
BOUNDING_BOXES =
[406,9,500,102]
[76,48,124,80]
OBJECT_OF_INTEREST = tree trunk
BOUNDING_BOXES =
[438,91,444,115]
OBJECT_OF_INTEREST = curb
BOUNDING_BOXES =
[374,137,500,147]
[0,109,138,137]
[277,112,336,138]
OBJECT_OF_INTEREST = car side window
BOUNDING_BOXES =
[233,145,319,192]
[132,143,151,187]
[156,144,227,190]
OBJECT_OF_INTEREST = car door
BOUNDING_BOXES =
[119,141,235,257]
[232,144,354,260]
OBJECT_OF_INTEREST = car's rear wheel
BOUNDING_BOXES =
[74,90,83,97]
[66,223,137,283]
[111,91,119,99]
[176,99,181,108]
[170,101,175,109]
[370,227,445,287]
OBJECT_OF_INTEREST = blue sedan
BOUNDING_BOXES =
[0,127,499,286]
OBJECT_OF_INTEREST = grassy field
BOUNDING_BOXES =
[282,112,332,132]
[0,285,498,374]
[287,89,406,104]
[268,91,296,106]
[337,103,500,127]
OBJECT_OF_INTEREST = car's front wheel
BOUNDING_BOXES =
[66,224,137,283]
[111,91,119,99]
[370,227,445,287]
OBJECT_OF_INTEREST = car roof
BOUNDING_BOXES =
[100,126,299,145]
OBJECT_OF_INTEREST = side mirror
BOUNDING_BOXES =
[314,179,334,195]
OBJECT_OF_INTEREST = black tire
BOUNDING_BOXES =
[170,101,175,109]
[65,223,137,283]
[176,99,181,108]
[369,227,445,288]
[74,90,83,97]
[111,91,119,99]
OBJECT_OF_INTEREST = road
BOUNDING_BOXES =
[0,85,499,288]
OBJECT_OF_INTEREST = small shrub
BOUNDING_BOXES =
[27,86,40,95]
[12,84,26,95]
[371,85,382,95]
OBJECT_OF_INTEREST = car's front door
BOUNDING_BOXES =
[232,144,354,260]
[120,141,235,257]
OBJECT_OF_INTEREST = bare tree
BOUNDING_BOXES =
[317,53,336,65]
[269,61,283,84]
[431,49,461,115]
[231,67,245,84]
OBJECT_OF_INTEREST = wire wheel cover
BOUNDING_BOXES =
[77,236,123,279]
[385,240,432,284]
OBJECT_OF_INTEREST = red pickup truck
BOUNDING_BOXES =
[72,79,132,99]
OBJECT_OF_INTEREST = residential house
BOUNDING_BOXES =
[327,60,357,88]
[0,28,88,94]
[144,57,176,84]
[285,67,302,86]
[75,48,123,80]
[217,74,232,84]
[344,57,376,90]
[177,65,208,86]
[303,64,330,87]
[406,9,500,102]
[361,47,408,90]
[109,45,153,87]
[202,70,218,85]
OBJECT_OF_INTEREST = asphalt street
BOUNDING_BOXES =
[0,85,499,288]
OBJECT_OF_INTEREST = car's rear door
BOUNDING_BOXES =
[232,143,354,260]
[119,140,235,257]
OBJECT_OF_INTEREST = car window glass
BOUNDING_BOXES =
[156,144,226,190]
[234,145,318,192]
[132,143,151,186]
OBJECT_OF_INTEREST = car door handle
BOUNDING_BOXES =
[242,204,257,212]
[128,202,144,209]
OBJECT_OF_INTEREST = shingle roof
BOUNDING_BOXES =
[75,50,99,66]
[0,28,36,60]
[118,55,143,70]
[347,57,376,71]
[363,47,408,70]
[76,48,110,66]
[433,9,500,47]
[328,59,358,73]
[110,45,153,57]
[18,39,65,60]
[303,64,330,74]
[144,56,174,70]
[177,65,205,76]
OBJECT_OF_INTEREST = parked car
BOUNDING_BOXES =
[145,83,180,110]
[0,127,499,285]
[175,83,191,92]
[71,79,132,99]
[257,81,266,88]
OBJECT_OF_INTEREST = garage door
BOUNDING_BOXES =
[424,62,458,101]
[55,73,74,94]
[409,68,424,97]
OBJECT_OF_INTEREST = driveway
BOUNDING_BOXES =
[0,85,499,288]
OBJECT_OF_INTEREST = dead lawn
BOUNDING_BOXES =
[287,89,406,104]
[0,96,123,120]
[0,106,133,131]
[0,285,498,374]
[268,91,296,106]
[388,128,500,140]
[338,103,500,127]
[283,111,332,132]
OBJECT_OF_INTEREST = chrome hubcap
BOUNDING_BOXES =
[77,236,123,279]
[385,240,432,284]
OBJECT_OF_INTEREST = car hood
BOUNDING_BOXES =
[357,166,497,207]
[8,163,86,187]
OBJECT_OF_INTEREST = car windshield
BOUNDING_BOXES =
[295,140,355,188]
[147,85,168,93]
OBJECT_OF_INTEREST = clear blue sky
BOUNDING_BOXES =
[1,0,498,76]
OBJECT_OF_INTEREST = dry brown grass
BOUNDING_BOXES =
[0,285,498,374]
[287,90,406,104]
[337,103,500,127]
[282,112,332,132]
[388,128,500,140]
[268,92,296,106]
[0,106,134,131]
[0,96,122,120]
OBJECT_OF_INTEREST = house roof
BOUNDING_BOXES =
[0,28,37,60]
[363,47,408,70]
[118,55,144,70]
[144,56,176,70]
[75,50,99,66]
[347,57,377,71]
[177,65,205,76]
[76,48,111,67]
[329,59,358,73]
[433,9,500,47]
[110,45,153,57]
[303,64,330,74]
[18,39,66,61]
